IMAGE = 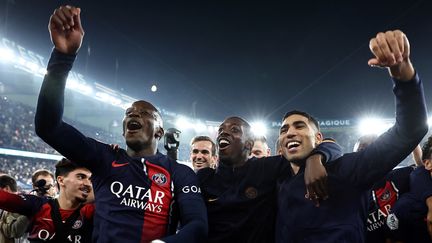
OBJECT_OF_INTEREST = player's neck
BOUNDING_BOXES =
[126,146,157,157]
[58,193,81,210]
[291,162,300,174]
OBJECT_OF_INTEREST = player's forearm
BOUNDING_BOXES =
[35,49,75,138]
[389,59,415,81]
[310,139,343,164]
[0,191,32,216]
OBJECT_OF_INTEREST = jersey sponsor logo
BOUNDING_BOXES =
[37,230,83,242]
[110,181,165,213]
[152,173,167,186]
[181,185,201,194]
[367,203,391,232]
[245,187,258,199]
[367,181,399,232]
[111,160,129,168]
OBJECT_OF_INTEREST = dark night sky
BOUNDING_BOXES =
[1,0,432,122]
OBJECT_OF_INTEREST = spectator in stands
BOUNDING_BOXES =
[248,135,271,158]
[197,116,342,242]
[0,158,94,242]
[0,157,56,190]
[0,174,30,243]
[275,30,428,242]
[190,136,218,171]
[35,5,207,242]
[31,169,56,197]
[388,135,432,242]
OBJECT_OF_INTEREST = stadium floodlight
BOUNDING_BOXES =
[66,78,93,95]
[0,148,62,161]
[176,116,194,130]
[194,121,207,133]
[251,121,268,137]
[428,117,432,127]
[357,117,393,136]
[95,92,122,106]
[207,125,217,134]
[151,85,157,92]
[0,47,15,62]
[25,61,39,73]
[120,103,132,110]
[18,57,26,65]
[38,67,47,76]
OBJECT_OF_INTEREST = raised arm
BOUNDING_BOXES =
[336,30,428,188]
[35,6,103,169]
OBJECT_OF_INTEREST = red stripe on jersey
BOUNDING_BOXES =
[141,161,173,242]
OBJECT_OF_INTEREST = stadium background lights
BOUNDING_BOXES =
[66,78,93,95]
[2,36,432,145]
[357,117,394,136]
[0,47,15,62]
[175,117,215,134]
[0,36,136,110]
[151,84,157,92]
[251,121,268,137]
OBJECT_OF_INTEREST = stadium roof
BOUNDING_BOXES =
[1,0,431,124]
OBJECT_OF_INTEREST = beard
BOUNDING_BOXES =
[76,194,87,203]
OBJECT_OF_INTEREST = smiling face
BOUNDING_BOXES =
[279,113,323,164]
[122,100,164,153]
[249,140,270,158]
[217,117,253,167]
[58,168,92,203]
[190,140,217,170]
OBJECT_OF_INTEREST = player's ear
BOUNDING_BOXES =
[155,127,164,140]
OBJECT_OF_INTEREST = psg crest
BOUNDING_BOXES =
[152,173,167,185]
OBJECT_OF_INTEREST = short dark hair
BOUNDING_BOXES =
[282,110,320,131]
[0,174,17,192]
[32,169,55,185]
[55,158,82,179]
[55,158,84,190]
[190,136,217,155]
[229,116,253,140]
[422,135,432,161]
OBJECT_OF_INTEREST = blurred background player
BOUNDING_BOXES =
[248,135,271,159]
[0,174,30,243]
[0,158,94,242]
[31,169,56,198]
[190,136,218,171]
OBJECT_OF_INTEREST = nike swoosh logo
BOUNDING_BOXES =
[41,217,53,221]
[112,161,129,168]
[207,198,219,202]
